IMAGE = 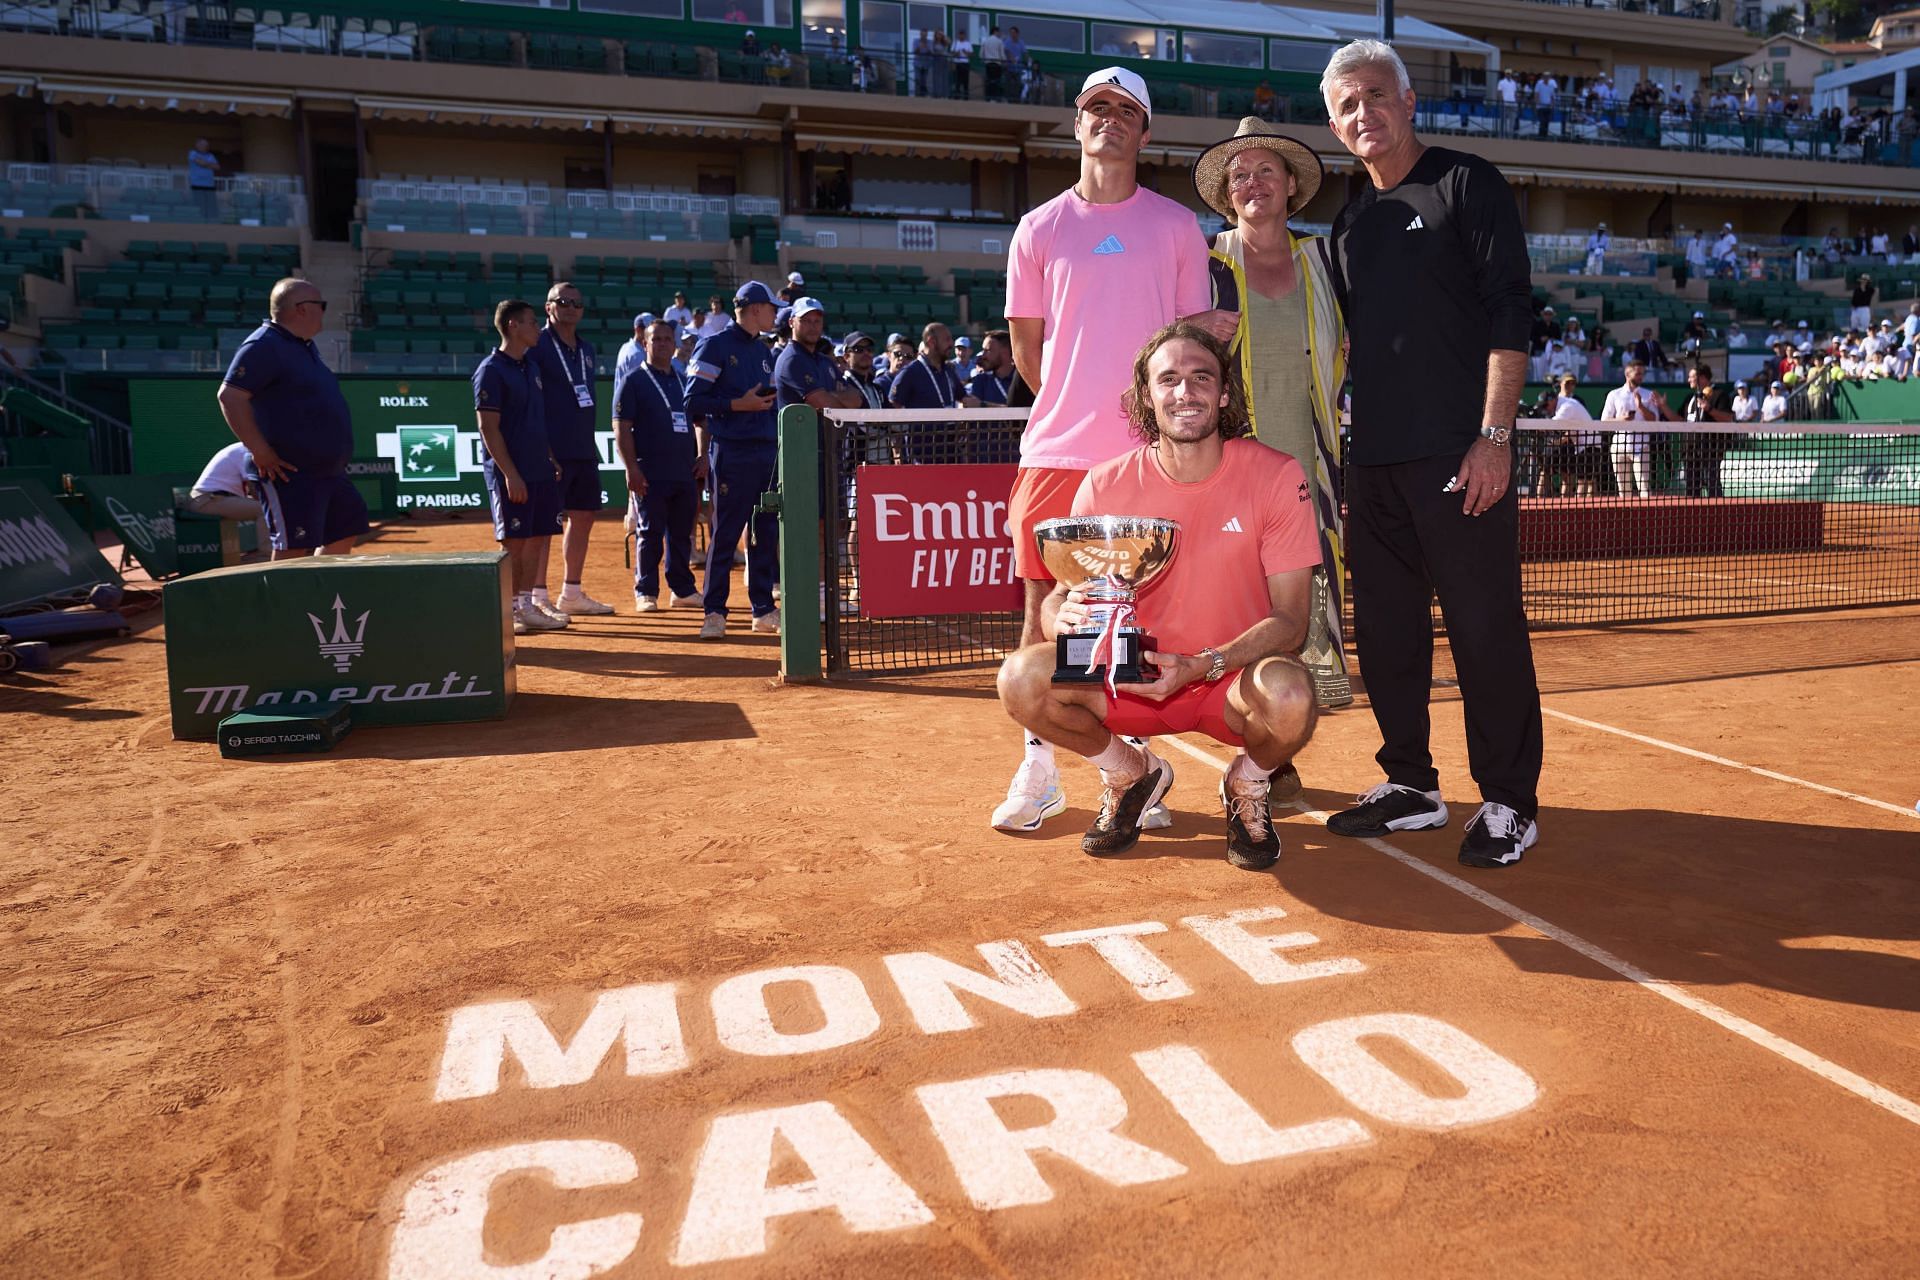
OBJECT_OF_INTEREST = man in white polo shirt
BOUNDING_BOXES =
[991,65,1222,833]
[1601,354,1673,498]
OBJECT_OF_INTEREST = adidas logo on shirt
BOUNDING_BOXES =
[1405,215,1425,231]
[1092,234,1126,255]
[1221,516,1245,533]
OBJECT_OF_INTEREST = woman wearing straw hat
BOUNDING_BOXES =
[1192,116,1353,709]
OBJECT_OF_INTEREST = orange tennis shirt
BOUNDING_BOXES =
[1070,438,1322,659]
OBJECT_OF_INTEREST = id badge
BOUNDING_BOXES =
[671,412,690,434]
[574,384,595,408]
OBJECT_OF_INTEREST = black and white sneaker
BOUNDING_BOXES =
[1326,782,1448,838]
[1220,775,1281,871]
[1082,753,1174,858]
[1457,803,1538,868]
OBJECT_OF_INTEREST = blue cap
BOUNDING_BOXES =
[775,304,793,330]
[734,280,776,306]
[633,313,652,329]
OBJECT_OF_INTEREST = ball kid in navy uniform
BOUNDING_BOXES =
[613,319,707,613]
[684,281,781,639]
[216,278,368,558]
[532,280,615,616]
[475,299,567,636]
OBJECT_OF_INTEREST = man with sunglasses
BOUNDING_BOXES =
[217,277,368,558]
[532,281,615,616]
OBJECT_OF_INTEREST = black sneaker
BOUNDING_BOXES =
[1082,754,1174,857]
[1458,803,1538,868]
[1220,775,1281,870]
[1271,763,1303,805]
[1326,782,1449,838]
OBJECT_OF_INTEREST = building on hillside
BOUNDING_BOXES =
[1715,34,1852,94]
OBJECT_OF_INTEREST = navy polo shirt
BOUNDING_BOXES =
[473,348,551,479]
[887,357,965,410]
[774,339,843,412]
[968,368,1013,405]
[221,321,354,475]
[531,327,600,461]
[684,321,777,443]
[613,362,698,488]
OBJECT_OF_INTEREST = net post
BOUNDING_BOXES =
[776,404,823,682]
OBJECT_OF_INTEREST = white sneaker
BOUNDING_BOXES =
[634,594,659,612]
[751,608,781,634]
[558,590,614,616]
[699,613,726,639]
[991,757,1067,832]
[529,597,571,627]
[515,602,566,632]
[669,592,702,609]
[512,611,529,635]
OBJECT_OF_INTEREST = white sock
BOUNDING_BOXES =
[1022,733,1054,766]
[513,592,528,610]
[560,581,582,597]
[1229,753,1276,784]
[1088,734,1145,781]
[531,586,551,603]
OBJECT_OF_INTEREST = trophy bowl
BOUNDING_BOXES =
[1033,515,1180,685]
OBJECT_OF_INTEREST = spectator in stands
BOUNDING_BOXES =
[1726,320,1749,349]
[1253,81,1278,122]
[1601,354,1672,498]
[1679,311,1709,356]
[685,280,781,639]
[884,333,915,381]
[912,29,933,96]
[1496,70,1519,135]
[1711,222,1739,276]
[186,441,264,522]
[697,295,728,338]
[1682,226,1707,284]
[663,291,695,332]
[1004,25,1026,68]
[739,28,759,56]
[1585,222,1609,276]
[1889,336,1914,381]
[1682,362,1733,498]
[1793,319,1814,353]
[840,331,887,410]
[1764,319,1790,348]
[1904,226,1920,260]
[1761,379,1788,421]
[779,272,806,305]
[187,137,219,220]
[951,30,973,100]
[1904,302,1920,344]
[1823,228,1844,263]
[1731,380,1759,423]
[1529,305,1562,382]
[1534,71,1557,138]
[676,328,696,377]
[887,321,978,434]
[1871,227,1890,258]
[1850,273,1876,332]
[993,63,1218,835]
[981,26,1006,101]
[969,329,1015,404]
[765,43,791,85]
[528,281,611,617]
[615,313,650,383]
[615,319,705,614]
[217,279,367,560]
[1629,325,1672,373]
[475,300,564,635]
[1562,314,1587,354]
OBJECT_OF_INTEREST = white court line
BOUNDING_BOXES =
[1538,707,1919,820]
[1152,734,1920,1129]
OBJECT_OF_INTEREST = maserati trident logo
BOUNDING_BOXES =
[308,595,370,674]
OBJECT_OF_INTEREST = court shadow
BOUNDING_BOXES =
[512,646,778,681]
[1272,791,1920,1015]
[244,693,757,761]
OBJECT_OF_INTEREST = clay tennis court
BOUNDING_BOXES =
[5,515,1919,1277]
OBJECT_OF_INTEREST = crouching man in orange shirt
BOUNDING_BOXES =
[996,321,1321,870]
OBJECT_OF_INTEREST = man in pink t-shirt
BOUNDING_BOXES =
[993,65,1225,835]
[997,322,1321,871]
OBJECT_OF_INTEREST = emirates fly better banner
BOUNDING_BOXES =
[855,464,1022,617]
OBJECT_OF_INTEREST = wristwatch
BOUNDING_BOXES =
[1479,424,1513,446]
[1198,646,1227,683]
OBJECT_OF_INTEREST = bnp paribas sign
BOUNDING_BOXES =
[368,381,628,512]
[163,551,516,740]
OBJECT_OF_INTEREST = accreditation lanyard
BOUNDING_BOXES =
[917,356,957,409]
[640,365,691,433]
[554,334,593,407]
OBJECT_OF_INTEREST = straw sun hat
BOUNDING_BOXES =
[1192,116,1323,222]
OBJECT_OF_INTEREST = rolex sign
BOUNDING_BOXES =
[163,551,515,740]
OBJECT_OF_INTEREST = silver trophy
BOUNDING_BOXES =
[1034,515,1181,685]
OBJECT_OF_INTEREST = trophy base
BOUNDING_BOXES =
[1053,630,1159,685]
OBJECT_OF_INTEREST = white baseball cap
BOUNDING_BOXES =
[1076,67,1152,121]
[787,271,804,285]
[791,296,825,319]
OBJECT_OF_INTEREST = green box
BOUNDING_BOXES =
[0,479,122,614]
[218,705,352,757]
[173,512,242,577]
[164,551,515,740]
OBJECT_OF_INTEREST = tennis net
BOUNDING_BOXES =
[815,409,1920,676]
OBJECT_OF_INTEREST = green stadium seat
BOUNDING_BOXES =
[132,281,169,305]
[159,240,195,263]
[124,335,161,351]
[156,308,193,325]
[85,333,123,349]
[125,240,161,261]
[45,330,84,351]
[194,241,228,263]
[409,338,443,355]
[375,338,407,355]
[492,252,521,273]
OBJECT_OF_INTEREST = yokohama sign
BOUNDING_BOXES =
[855,464,1022,617]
